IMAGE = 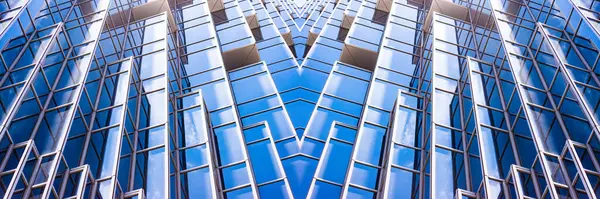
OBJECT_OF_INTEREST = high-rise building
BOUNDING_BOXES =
[1,0,600,198]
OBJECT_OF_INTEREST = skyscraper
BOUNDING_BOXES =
[1,0,600,198]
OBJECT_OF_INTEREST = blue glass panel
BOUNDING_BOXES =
[146,148,166,199]
[243,124,270,143]
[330,124,356,143]
[221,163,250,188]
[387,167,418,198]
[324,73,369,104]
[365,108,390,126]
[280,88,320,102]
[181,144,209,169]
[271,68,302,91]
[284,100,315,128]
[258,180,290,199]
[301,137,324,158]
[184,167,213,199]
[225,186,254,199]
[198,80,232,111]
[309,180,341,198]
[179,107,208,146]
[137,125,166,150]
[228,64,265,81]
[349,163,378,189]
[248,140,283,183]
[298,68,328,91]
[214,124,245,165]
[319,95,363,116]
[354,124,385,165]
[231,73,276,103]
[237,95,280,117]
[209,107,236,126]
[317,140,352,183]
[241,108,295,139]
[346,186,375,199]
[390,144,419,170]
[283,156,317,199]
[276,138,300,157]
[305,108,359,140]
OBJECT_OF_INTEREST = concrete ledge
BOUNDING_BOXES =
[222,44,261,71]
[340,43,378,71]
[106,0,178,32]
[422,0,494,33]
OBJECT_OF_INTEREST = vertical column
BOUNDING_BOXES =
[58,165,93,198]
[342,0,426,197]
[227,62,298,197]
[535,23,600,198]
[125,13,170,199]
[175,0,257,198]
[380,91,424,199]
[0,23,68,199]
[175,91,218,199]
[467,57,540,198]
[225,59,302,199]
[428,13,483,198]
[344,1,429,197]
[63,58,132,198]
[507,165,542,198]
[558,140,597,197]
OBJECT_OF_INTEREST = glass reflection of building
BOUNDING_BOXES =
[3,0,600,198]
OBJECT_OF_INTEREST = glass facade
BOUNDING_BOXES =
[4,0,600,198]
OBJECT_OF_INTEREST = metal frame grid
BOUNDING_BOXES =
[60,57,133,198]
[488,0,600,197]
[379,91,425,198]
[118,12,171,199]
[6,0,600,198]
[467,56,543,198]
[0,0,113,197]
[429,12,483,198]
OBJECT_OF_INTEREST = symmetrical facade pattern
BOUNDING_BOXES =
[2,0,600,198]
